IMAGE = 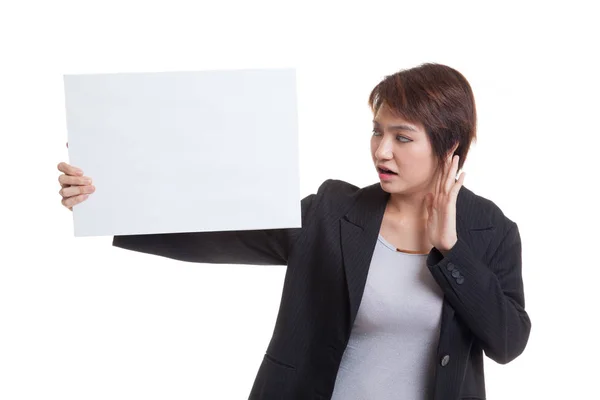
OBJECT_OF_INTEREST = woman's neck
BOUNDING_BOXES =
[385,192,429,225]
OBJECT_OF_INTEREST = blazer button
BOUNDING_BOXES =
[451,269,461,278]
[441,354,450,366]
[446,263,455,271]
[456,276,465,284]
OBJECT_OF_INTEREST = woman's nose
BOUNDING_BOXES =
[375,139,393,159]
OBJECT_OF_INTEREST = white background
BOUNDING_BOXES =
[1,0,599,399]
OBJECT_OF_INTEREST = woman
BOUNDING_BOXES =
[57,63,531,400]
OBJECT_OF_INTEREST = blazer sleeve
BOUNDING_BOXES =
[112,181,327,265]
[426,221,531,364]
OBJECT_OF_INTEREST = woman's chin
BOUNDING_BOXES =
[379,180,399,192]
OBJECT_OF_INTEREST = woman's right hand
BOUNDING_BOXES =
[58,143,96,211]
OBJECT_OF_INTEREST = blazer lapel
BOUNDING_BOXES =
[339,183,496,333]
[340,183,389,330]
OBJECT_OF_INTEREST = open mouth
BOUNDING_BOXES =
[378,167,397,175]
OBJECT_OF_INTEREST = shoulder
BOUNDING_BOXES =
[310,179,382,217]
[315,179,362,196]
[312,179,361,207]
[458,186,518,236]
[315,178,379,199]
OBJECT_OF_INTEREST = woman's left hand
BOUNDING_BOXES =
[424,153,466,255]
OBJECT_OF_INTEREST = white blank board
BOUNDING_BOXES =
[63,68,301,237]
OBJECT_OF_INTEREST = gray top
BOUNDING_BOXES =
[330,234,444,400]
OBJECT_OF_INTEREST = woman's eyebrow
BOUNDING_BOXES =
[372,120,418,132]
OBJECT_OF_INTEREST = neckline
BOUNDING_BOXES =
[377,234,429,256]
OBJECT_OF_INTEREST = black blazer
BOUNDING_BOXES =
[113,179,531,400]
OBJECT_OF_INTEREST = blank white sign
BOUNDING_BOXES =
[63,68,301,237]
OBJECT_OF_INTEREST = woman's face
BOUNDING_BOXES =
[370,104,439,195]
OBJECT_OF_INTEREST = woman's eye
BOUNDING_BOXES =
[372,130,410,143]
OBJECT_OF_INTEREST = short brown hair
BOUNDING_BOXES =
[368,63,477,173]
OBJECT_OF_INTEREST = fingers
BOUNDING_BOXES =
[58,174,92,187]
[59,184,95,199]
[451,170,466,195]
[59,184,95,211]
[443,155,459,194]
[434,163,442,202]
[57,160,94,210]
[61,193,90,210]
[57,161,83,176]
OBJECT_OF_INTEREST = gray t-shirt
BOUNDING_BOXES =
[330,234,444,400]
